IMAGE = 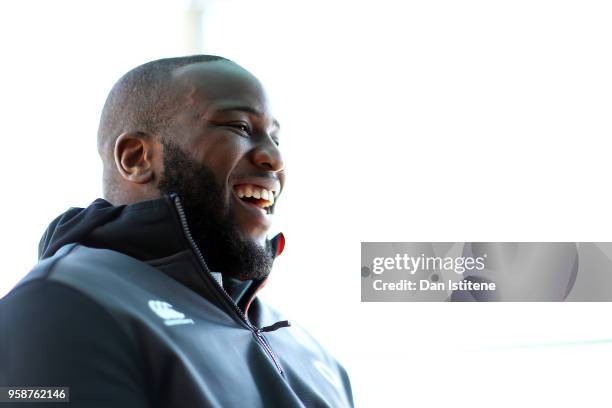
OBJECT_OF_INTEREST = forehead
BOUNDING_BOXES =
[171,61,273,115]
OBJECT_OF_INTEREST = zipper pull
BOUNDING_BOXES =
[260,320,291,333]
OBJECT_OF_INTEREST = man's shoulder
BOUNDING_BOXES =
[14,243,176,296]
[3,244,180,325]
[13,242,80,290]
[2,244,142,324]
[13,243,140,290]
[0,251,140,367]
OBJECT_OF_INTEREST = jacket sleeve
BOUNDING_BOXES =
[0,279,150,408]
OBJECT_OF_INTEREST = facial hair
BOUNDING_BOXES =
[157,139,274,280]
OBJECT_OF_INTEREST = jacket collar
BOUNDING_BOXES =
[38,194,284,311]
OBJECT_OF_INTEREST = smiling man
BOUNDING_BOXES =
[0,56,353,407]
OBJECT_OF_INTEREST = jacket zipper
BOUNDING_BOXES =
[171,194,285,375]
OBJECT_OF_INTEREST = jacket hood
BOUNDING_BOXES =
[38,195,285,265]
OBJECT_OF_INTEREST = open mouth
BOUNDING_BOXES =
[233,184,277,214]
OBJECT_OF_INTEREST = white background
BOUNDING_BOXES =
[1,1,612,407]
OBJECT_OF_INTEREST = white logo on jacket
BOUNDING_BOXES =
[148,300,194,326]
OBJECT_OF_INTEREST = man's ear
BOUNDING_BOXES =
[113,132,158,184]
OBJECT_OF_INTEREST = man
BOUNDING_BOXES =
[0,55,353,407]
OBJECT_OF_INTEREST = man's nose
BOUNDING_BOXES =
[252,138,284,172]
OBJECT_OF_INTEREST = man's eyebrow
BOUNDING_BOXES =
[215,106,280,129]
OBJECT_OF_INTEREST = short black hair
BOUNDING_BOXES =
[97,55,230,160]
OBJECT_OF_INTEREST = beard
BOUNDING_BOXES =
[157,139,274,280]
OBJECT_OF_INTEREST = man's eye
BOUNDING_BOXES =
[228,123,251,134]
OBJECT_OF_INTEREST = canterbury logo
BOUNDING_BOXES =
[148,300,194,326]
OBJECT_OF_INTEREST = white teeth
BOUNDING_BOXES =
[233,184,276,208]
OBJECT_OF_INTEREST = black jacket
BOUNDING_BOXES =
[0,195,353,407]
